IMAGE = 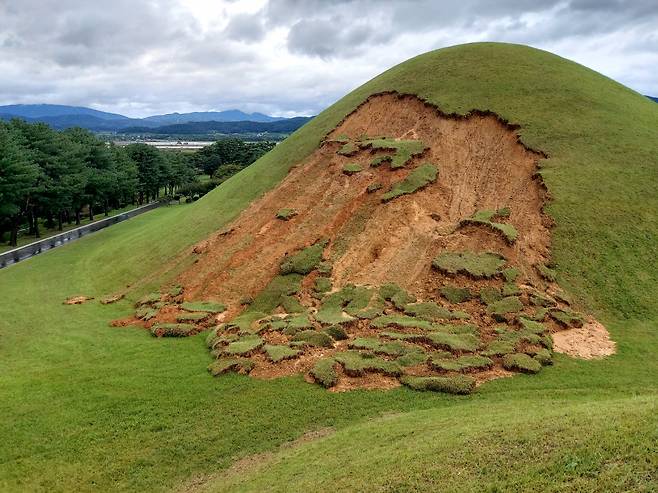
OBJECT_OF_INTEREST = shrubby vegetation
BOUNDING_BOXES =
[0,121,274,246]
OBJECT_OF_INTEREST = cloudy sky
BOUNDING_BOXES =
[0,0,656,117]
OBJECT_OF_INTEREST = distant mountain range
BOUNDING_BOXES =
[0,103,300,132]
[119,117,312,135]
[648,96,658,103]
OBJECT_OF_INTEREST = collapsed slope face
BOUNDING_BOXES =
[133,92,603,392]
[184,93,549,301]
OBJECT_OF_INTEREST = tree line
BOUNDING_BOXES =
[0,118,274,247]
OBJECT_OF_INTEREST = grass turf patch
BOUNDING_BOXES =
[342,163,363,175]
[310,358,338,388]
[400,375,476,394]
[371,314,434,330]
[481,339,516,356]
[379,283,416,309]
[433,251,506,278]
[430,354,493,372]
[360,138,427,169]
[279,241,327,275]
[381,163,438,202]
[275,208,297,220]
[404,301,463,321]
[461,209,518,243]
[440,286,472,303]
[323,325,348,341]
[263,344,301,363]
[224,335,264,356]
[150,323,197,337]
[135,306,157,321]
[382,331,480,352]
[550,309,585,327]
[207,357,254,376]
[486,296,524,321]
[479,286,503,305]
[291,330,334,348]
[502,353,542,373]
[176,312,208,322]
[334,351,402,377]
[349,337,409,356]
[180,301,226,313]
[370,156,392,168]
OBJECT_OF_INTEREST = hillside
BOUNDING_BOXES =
[143,110,283,124]
[0,103,129,120]
[0,43,657,492]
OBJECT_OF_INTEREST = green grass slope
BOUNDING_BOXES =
[1,43,657,492]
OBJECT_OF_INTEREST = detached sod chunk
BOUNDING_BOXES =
[176,312,208,322]
[502,353,542,374]
[224,335,264,356]
[486,296,524,321]
[208,358,254,376]
[481,340,516,357]
[137,292,161,306]
[400,375,476,394]
[310,358,338,388]
[323,325,348,341]
[518,317,547,334]
[460,209,518,243]
[342,163,363,175]
[263,344,300,363]
[181,301,226,313]
[135,306,157,321]
[371,314,434,330]
[379,282,416,309]
[349,337,410,357]
[404,301,459,321]
[334,351,402,377]
[370,156,391,168]
[382,331,480,352]
[279,240,327,275]
[276,208,297,220]
[150,323,196,337]
[532,348,553,366]
[550,309,585,328]
[480,286,502,305]
[366,183,383,193]
[381,163,438,202]
[430,354,493,372]
[433,251,506,278]
[360,138,427,169]
[337,141,358,156]
[440,286,472,303]
[291,330,334,348]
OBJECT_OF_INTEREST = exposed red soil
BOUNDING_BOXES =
[139,92,613,390]
[176,93,550,311]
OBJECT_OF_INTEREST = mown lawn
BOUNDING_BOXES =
[1,43,657,492]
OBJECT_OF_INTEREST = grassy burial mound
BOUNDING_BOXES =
[132,86,595,392]
[2,43,657,491]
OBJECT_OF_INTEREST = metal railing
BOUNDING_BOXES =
[0,202,161,269]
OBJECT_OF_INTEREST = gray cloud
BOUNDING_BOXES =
[0,0,656,117]
[225,13,266,42]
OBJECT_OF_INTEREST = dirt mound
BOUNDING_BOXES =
[552,320,616,359]
[130,92,612,393]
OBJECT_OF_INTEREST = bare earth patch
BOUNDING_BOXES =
[64,295,94,305]
[552,319,616,359]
